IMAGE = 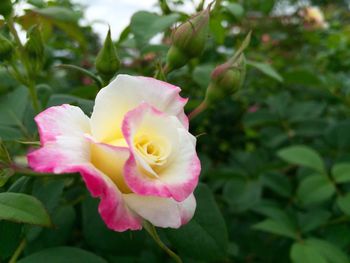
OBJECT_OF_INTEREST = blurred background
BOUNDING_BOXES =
[1,0,350,262]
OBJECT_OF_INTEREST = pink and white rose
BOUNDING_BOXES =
[27,74,201,231]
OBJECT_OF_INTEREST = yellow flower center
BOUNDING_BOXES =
[134,134,170,168]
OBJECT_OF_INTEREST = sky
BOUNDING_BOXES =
[74,0,157,40]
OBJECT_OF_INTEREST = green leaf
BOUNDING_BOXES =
[223,177,262,212]
[262,172,292,198]
[297,175,335,205]
[0,168,14,187]
[291,239,348,263]
[253,218,297,239]
[17,246,107,263]
[82,196,145,255]
[31,7,79,23]
[226,3,244,18]
[332,163,350,183]
[337,193,350,215]
[277,145,325,173]
[0,125,22,140]
[26,206,76,253]
[0,192,51,227]
[290,242,327,263]
[0,87,29,126]
[130,11,179,47]
[192,64,215,89]
[298,209,331,233]
[165,183,228,261]
[247,60,283,82]
[0,221,22,260]
[47,94,93,115]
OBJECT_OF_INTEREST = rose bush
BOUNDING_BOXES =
[27,74,201,231]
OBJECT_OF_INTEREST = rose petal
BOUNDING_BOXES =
[28,104,142,231]
[123,193,196,228]
[91,74,188,142]
[122,103,200,202]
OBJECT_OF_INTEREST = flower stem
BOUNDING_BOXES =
[7,15,41,113]
[9,238,26,263]
[143,221,183,263]
[188,101,207,120]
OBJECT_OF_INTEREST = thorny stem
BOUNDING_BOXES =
[143,221,183,263]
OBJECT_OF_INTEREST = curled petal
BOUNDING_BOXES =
[123,193,196,228]
[28,104,141,231]
[122,103,200,202]
[91,74,188,142]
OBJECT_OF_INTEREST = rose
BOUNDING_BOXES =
[27,74,201,231]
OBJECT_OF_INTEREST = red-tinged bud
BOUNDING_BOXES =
[165,5,210,71]
[205,32,251,103]
[205,53,246,103]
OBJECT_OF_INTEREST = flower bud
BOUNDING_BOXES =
[0,34,13,61]
[0,0,12,18]
[95,29,120,82]
[205,53,246,103]
[25,25,45,73]
[165,6,210,71]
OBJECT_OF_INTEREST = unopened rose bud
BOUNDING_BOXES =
[0,0,12,18]
[205,53,246,103]
[165,6,210,71]
[25,25,45,72]
[0,34,13,61]
[95,29,120,83]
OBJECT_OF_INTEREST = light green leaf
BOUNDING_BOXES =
[165,183,228,261]
[130,11,179,47]
[277,145,325,173]
[31,7,79,23]
[17,246,107,263]
[226,3,244,18]
[297,175,335,205]
[0,192,51,227]
[332,163,350,183]
[247,60,283,82]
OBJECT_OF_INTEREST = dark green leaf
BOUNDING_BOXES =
[337,193,350,215]
[18,246,107,263]
[247,60,283,82]
[297,175,335,205]
[165,184,228,261]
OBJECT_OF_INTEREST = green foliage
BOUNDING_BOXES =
[0,192,51,227]
[1,0,350,262]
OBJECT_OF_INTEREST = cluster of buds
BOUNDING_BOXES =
[0,34,13,61]
[165,5,210,72]
[95,28,120,83]
[299,6,328,30]
[205,32,251,104]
